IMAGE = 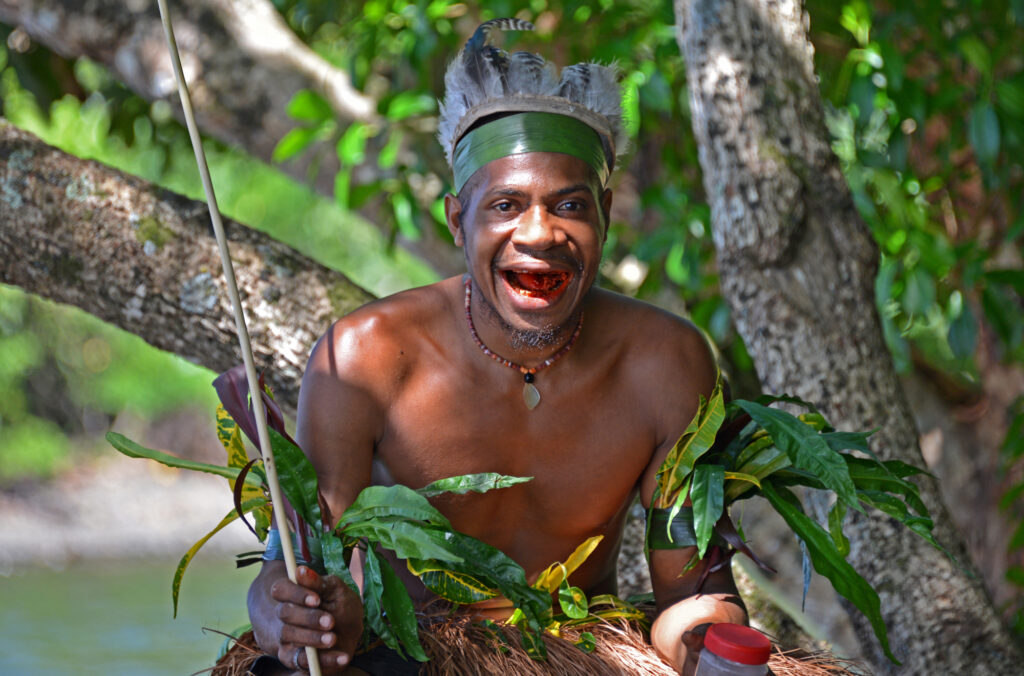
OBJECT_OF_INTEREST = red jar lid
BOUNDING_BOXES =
[703,623,771,665]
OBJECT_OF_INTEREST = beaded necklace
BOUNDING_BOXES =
[464,278,583,410]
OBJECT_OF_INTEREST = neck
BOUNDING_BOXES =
[464,278,583,368]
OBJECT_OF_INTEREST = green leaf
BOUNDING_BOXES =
[385,92,436,120]
[656,380,725,506]
[391,191,420,240]
[957,36,991,77]
[337,484,451,530]
[968,102,1000,164]
[378,129,403,169]
[558,580,589,620]
[820,430,874,454]
[267,428,322,529]
[377,549,429,661]
[517,623,548,661]
[733,434,774,468]
[733,400,860,512]
[336,122,369,166]
[362,546,399,654]
[845,457,928,516]
[407,562,499,604]
[341,519,463,563]
[415,473,533,498]
[287,90,333,122]
[857,490,945,554]
[761,481,897,663]
[272,126,319,163]
[828,500,851,557]
[172,497,268,617]
[691,464,725,558]
[665,474,692,545]
[575,632,597,653]
[902,266,936,315]
[321,534,359,595]
[106,432,262,486]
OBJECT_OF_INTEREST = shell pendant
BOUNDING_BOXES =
[523,382,541,410]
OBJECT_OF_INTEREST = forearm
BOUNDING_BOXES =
[650,592,748,672]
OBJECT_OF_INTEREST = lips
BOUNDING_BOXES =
[502,270,572,300]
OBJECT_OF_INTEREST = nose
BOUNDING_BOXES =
[510,205,563,249]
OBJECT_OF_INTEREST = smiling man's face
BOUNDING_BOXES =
[446,151,612,342]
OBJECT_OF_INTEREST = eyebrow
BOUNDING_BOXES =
[486,184,595,199]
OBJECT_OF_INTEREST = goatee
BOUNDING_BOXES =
[475,287,563,349]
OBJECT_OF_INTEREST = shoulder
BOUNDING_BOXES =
[590,289,716,378]
[589,289,717,436]
[309,278,457,381]
[298,278,459,436]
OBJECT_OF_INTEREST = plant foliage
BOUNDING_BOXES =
[650,376,948,663]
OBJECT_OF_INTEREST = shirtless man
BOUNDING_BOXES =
[247,21,747,676]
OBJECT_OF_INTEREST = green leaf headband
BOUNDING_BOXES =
[452,112,611,194]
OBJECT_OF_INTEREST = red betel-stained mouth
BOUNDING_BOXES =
[502,270,572,299]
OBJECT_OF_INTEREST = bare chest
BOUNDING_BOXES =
[374,364,656,547]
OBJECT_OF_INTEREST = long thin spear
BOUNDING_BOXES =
[154,2,323,673]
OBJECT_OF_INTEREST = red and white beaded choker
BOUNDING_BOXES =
[464,278,583,410]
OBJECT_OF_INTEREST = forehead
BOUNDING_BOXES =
[473,152,601,196]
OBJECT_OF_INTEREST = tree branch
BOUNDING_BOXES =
[0,119,374,415]
[0,0,465,277]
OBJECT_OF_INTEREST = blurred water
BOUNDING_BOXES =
[0,558,254,675]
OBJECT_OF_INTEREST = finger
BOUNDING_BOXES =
[270,576,320,608]
[280,623,337,650]
[279,601,335,630]
[316,649,352,671]
[295,564,322,590]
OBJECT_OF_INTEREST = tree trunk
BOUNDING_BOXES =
[0,0,464,277]
[675,0,1022,672]
[0,119,373,414]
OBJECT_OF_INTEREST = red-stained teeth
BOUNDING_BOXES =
[504,271,570,297]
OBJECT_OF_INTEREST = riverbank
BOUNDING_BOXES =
[0,449,253,575]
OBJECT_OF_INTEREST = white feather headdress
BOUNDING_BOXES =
[438,18,627,174]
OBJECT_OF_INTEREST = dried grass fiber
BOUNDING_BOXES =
[211,620,863,675]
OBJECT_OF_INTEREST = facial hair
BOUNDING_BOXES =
[474,283,563,349]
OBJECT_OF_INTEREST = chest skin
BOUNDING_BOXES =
[369,342,658,597]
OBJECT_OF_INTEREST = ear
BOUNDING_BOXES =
[444,193,464,247]
[600,189,613,243]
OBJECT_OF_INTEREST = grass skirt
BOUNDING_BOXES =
[210,616,863,675]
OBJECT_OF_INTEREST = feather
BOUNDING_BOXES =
[461,18,534,97]
[438,18,628,167]
[507,51,557,95]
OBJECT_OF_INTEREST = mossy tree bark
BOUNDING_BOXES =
[0,120,373,414]
[675,0,1021,672]
[0,0,463,276]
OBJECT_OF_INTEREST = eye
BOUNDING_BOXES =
[492,200,515,212]
[558,199,586,212]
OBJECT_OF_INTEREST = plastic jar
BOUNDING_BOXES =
[694,623,771,675]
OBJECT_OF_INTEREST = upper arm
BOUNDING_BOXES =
[633,316,726,610]
[296,314,390,526]
[637,317,718,510]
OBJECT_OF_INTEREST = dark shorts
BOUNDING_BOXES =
[249,644,420,675]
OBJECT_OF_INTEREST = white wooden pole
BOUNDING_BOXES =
[154,2,322,673]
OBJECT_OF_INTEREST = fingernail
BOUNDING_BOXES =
[319,614,332,629]
[337,654,349,666]
[305,594,317,606]
[322,632,333,646]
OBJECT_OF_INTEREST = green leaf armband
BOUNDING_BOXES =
[646,507,726,550]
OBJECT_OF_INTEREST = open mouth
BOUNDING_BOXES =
[502,270,572,300]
